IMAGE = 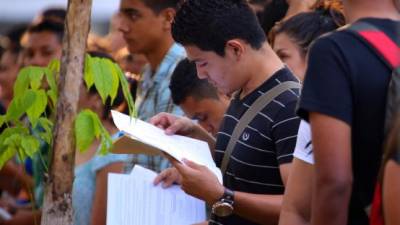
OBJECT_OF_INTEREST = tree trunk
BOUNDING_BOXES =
[41,0,92,224]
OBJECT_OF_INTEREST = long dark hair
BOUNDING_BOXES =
[270,0,345,55]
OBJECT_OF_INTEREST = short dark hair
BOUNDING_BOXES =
[41,8,67,23]
[2,24,28,53]
[142,0,180,13]
[170,58,219,105]
[172,0,266,56]
[27,20,64,44]
[271,4,344,55]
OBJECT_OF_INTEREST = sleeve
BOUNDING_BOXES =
[297,36,353,125]
[156,79,183,116]
[272,100,301,165]
[293,120,314,164]
[90,154,130,173]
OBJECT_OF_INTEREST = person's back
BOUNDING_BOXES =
[297,0,400,224]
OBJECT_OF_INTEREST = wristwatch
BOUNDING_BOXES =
[212,187,235,217]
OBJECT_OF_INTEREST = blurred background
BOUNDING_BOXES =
[0,0,119,35]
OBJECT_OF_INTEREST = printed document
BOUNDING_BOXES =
[107,166,206,225]
[111,110,222,182]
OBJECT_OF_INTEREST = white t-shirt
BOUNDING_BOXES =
[293,120,314,164]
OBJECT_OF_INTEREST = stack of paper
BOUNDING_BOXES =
[107,166,206,225]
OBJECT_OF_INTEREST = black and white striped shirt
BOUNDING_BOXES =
[211,68,300,225]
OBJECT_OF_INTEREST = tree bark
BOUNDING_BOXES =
[41,0,92,224]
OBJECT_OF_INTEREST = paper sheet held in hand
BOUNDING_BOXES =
[111,110,222,182]
[107,165,206,225]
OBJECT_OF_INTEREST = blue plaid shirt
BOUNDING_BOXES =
[127,43,186,172]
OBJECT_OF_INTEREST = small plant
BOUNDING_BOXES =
[0,55,135,169]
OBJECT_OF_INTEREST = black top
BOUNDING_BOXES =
[211,67,300,225]
[393,148,400,164]
[298,18,400,225]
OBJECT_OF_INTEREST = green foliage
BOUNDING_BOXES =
[75,110,112,155]
[0,54,136,169]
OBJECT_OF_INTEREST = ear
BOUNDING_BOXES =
[160,8,176,30]
[225,40,245,61]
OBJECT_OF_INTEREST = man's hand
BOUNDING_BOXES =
[150,112,196,136]
[172,159,224,205]
[150,113,216,151]
[153,167,182,188]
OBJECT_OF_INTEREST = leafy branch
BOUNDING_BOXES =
[0,55,135,169]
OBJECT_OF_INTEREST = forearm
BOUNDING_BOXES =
[311,176,352,225]
[383,160,400,225]
[233,192,282,225]
[279,159,312,225]
[309,113,352,225]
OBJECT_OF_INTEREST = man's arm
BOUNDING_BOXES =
[383,160,400,225]
[279,158,313,225]
[309,112,352,225]
[173,160,291,225]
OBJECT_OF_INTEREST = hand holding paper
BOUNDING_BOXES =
[111,110,222,183]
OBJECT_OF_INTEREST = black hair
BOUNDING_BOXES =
[27,20,64,44]
[260,0,288,34]
[142,0,180,13]
[172,0,266,56]
[170,58,219,105]
[1,24,28,54]
[41,8,67,23]
[271,3,344,56]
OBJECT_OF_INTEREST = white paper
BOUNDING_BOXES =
[107,167,207,225]
[111,110,222,183]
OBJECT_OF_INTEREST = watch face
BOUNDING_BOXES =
[213,202,234,217]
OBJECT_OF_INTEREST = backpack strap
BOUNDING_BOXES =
[346,21,400,69]
[220,81,301,174]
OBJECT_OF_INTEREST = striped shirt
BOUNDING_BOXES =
[211,68,300,225]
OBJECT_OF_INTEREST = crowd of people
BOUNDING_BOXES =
[0,0,399,225]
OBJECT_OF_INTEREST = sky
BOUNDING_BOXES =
[0,0,120,22]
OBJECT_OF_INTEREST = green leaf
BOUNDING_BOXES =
[45,66,58,92]
[47,59,60,75]
[37,118,54,134]
[3,134,26,162]
[6,90,36,121]
[93,57,113,104]
[75,110,96,152]
[26,90,48,127]
[90,112,102,139]
[35,118,53,145]
[21,136,40,158]
[0,115,6,127]
[13,68,31,98]
[98,133,113,155]
[47,89,58,108]
[0,127,29,147]
[84,54,95,89]
[0,147,16,169]
[29,67,45,90]
[103,58,119,104]
[114,63,136,117]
